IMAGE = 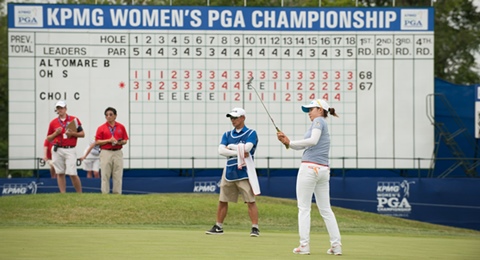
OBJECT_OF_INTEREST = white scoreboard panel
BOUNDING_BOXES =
[8,4,434,170]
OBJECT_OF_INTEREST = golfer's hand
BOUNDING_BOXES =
[276,132,290,146]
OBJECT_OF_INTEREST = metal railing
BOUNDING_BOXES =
[426,93,479,177]
[1,156,478,178]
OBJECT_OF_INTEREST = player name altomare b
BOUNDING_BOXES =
[39,58,102,68]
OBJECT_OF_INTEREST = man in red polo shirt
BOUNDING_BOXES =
[46,101,84,193]
[95,107,129,194]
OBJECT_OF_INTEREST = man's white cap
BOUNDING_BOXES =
[55,100,67,108]
[301,99,330,113]
[226,107,246,117]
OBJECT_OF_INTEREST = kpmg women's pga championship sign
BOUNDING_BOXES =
[8,4,433,170]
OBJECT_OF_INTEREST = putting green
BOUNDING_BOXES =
[1,228,478,259]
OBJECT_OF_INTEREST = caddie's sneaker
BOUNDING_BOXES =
[250,227,260,237]
[205,224,224,235]
[327,245,342,255]
[293,244,310,255]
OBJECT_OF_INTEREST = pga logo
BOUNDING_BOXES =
[18,17,38,24]
[14,6,43,27]
[377,197,411,208]
[376,180,415,215]
[401,9,428,30]
[404,20,423,27]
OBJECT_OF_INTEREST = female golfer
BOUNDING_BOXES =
[277,99,342,256]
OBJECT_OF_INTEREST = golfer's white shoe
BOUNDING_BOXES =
[293,244,310,255]
[327,245,342,255]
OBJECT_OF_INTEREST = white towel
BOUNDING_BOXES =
[237,144,261,196]
[237,144,246,169]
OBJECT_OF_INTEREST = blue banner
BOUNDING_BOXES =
[9,4,434,31]
[2,176,479,231]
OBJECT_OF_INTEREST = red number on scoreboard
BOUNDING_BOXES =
[322,71,328,80]
[348,82,353,90]
[297,93,303,101]
[285,93,291,101]
[335,93,341,101]
[347,71,353,80]
[260,71,266,79]
[335,71,341,80]
[272,71,278,79]
[322,82,328,91]
[297,82,303,91]
[334,82,340,90]
[297,71,303,80]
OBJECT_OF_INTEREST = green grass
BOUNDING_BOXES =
[1,193,479,259]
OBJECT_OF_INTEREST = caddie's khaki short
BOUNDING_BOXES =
[219,168,255,203]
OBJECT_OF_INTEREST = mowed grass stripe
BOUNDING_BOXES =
[0,229,479,259]
[1,193,479,259]
[1,193,478,236]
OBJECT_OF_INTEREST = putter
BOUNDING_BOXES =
[248,77,289,149]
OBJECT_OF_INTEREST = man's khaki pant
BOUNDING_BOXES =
[99,150,124,194]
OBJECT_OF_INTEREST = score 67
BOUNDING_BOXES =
[358,71,373,90]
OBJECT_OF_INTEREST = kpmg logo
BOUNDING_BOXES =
[193,181,219,193]
[377,180,415,217]
[14,6,43,27]
[400,9,428,30]
[2,181,42,196]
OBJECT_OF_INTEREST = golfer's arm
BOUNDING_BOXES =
[289,129,321,150]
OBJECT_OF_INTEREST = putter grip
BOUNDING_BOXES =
[276,127,289,149]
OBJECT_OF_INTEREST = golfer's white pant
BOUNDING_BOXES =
[296,163,341,247]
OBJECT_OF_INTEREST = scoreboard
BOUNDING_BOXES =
[8,4,434,170]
